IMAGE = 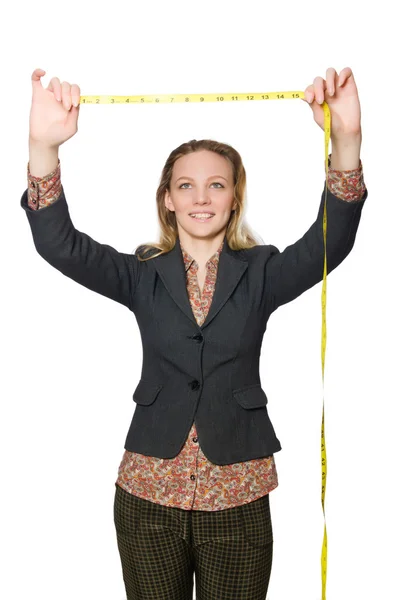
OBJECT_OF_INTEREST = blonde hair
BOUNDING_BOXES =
[136,138,263,261]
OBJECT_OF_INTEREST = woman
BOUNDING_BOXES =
[22,67,367,600]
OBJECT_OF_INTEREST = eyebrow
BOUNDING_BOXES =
[175,175,228,183]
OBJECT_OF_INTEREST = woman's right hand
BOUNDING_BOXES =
[29,68,81,149]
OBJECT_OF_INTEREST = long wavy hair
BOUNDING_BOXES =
[135,139,263,261]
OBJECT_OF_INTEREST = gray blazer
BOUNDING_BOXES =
[20,180,368,465]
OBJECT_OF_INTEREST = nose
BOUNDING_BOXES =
[193,192,211,205]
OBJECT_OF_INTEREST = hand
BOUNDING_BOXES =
[29,68,81,149]
[301,67,362,141]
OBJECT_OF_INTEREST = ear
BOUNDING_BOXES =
[164,189,173,211]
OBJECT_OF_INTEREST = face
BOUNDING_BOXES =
[164,150,237,241]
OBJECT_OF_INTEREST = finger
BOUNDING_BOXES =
[338,67,353,88]
[31,68,46,91]
[61,81,72,110]
[47,77,62,102]
[313,76,325,104]
[304,84,314,103]
[326,67,337,96]
[70,83,81,107]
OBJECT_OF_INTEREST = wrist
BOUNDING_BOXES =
[28,139,59,178]
[29,137,60,152]
[331,131,362,147]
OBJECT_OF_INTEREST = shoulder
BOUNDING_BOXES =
[134,244,163,260]
[238,243,280,264]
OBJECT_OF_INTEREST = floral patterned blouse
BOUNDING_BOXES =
[26,153,367,511]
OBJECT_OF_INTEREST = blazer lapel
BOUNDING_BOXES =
[153,236,248,330]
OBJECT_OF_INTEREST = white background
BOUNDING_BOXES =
[1,1,395,599]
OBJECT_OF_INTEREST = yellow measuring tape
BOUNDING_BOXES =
[80,90,331,600]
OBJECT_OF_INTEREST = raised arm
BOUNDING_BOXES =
[22,69,142,311]
[265,156,368,313]
[21,172,140,311]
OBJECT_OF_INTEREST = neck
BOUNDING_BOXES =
[179,232,226,262]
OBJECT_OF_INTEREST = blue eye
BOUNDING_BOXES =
[179,182,224,189]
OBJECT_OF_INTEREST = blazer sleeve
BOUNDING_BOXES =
[264,181,368,312]
[20,184,141,311]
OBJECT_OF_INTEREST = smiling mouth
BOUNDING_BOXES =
[190,214,214,221]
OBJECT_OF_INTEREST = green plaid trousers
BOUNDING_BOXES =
[114,482,273,600]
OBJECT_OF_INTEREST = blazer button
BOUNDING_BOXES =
[190,474,195,480]
[190,380,200,390]
[193,437,198,443]
[191,333,203,342]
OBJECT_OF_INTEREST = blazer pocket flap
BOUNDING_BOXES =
[133,379,163,406]
[233,383,268,409]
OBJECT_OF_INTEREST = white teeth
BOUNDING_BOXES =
[190,214,213,218]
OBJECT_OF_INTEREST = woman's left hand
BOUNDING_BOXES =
[301,67,362,141]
